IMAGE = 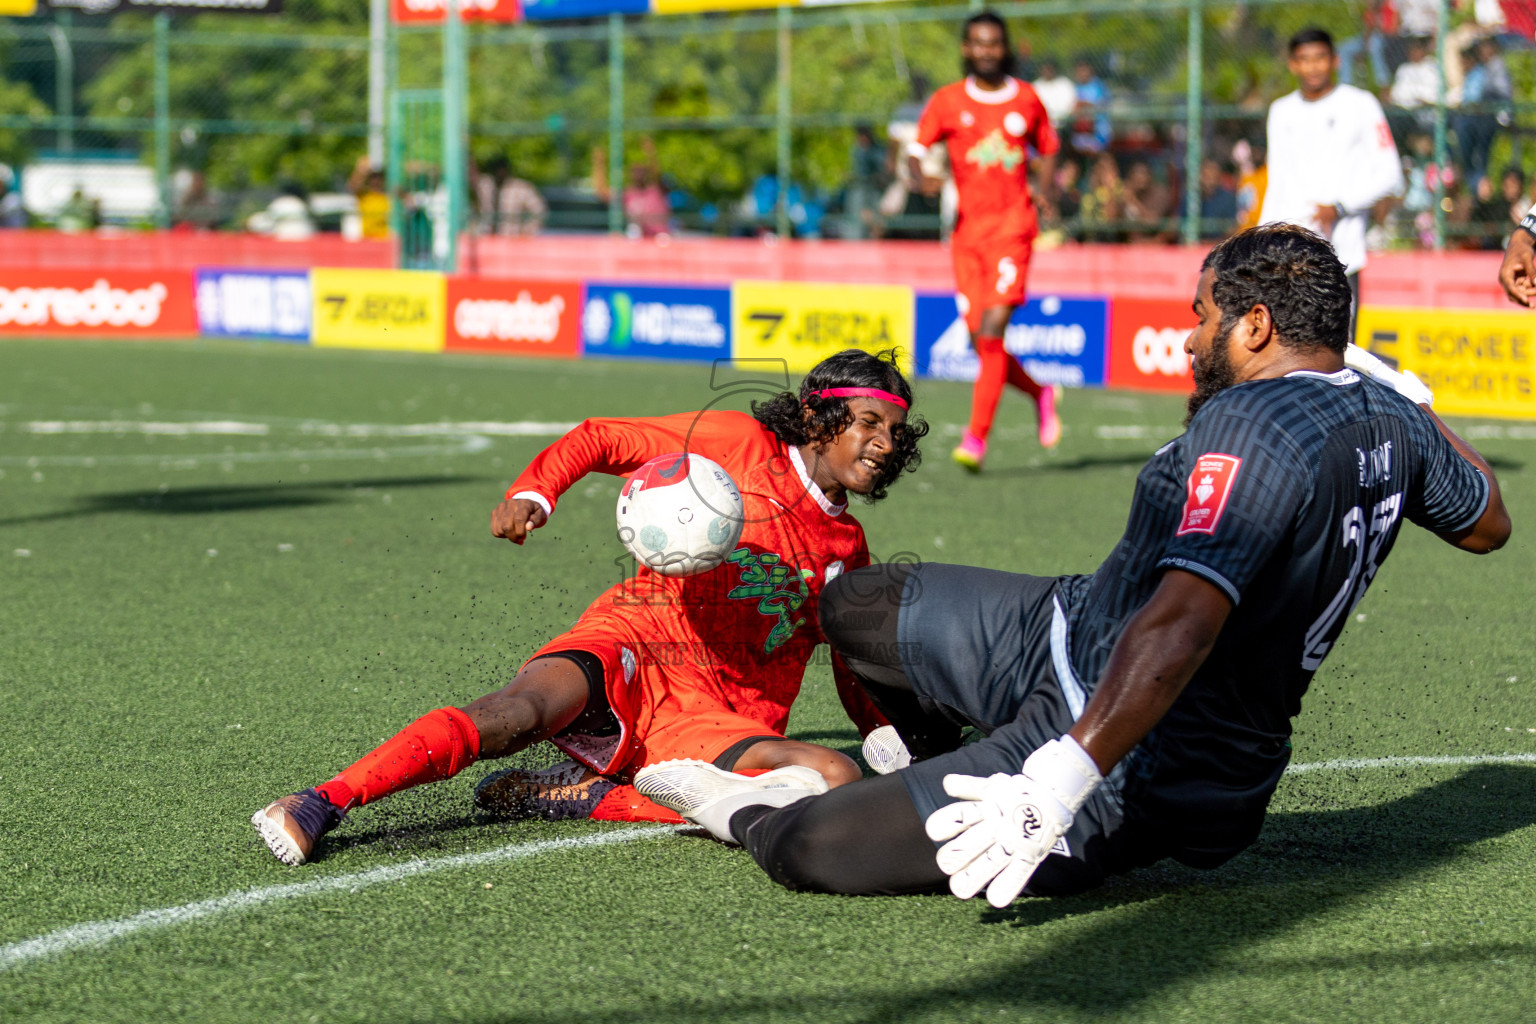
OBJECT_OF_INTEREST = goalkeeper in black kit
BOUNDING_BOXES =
[632,224,1511,907]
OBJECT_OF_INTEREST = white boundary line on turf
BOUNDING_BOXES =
[0,825,679,974]
[6,751,1536,975]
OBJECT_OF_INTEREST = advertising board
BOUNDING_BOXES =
[733,280,913,376]
[1107,298,1196,393]
[914,292,1106,386]
[310,268,446,353]
[0,270,196,337]
[581,283,730,363]
[1358,306,1536,420]
[195,268,310,342]
[447,278,581,358]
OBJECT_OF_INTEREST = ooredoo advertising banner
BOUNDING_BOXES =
[0,270,197,337]
[195,268,310,342]
[310,268,446,353]
[733,280,914,376]
[1358,305,1536,420]
[1107,298,1196,393]
[582,283,730,363]
[446,278,581,358]
[914,292,1106,387]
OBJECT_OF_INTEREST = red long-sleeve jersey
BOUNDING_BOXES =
[507,409,888,740]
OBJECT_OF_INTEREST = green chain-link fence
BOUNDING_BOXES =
[1,0,1531,265]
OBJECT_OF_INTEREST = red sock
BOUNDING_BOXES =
[1005,354,1044,400]
[315,707,481,810]
[968,335,1009,441]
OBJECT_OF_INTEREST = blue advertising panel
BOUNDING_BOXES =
[521,0,646,20]
[582,282,730,363]
[195,268,311,342]
[914,292,1108,387]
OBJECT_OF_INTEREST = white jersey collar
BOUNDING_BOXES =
[1285,367,1361,385]
[964,76,1020,105]
[789,445,846,517]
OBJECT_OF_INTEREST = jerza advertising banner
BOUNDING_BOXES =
[0,270,197,336]
[391,0,519,23]
[195,268,310,342]
[310,268,446,353]
[581,283,730,362]
[447,277,581,358]
[733,280,914,376]
[914,293,1106,387]
[520,0,645,20]
[1107,298,1196,393]
[1358,306,1536,421]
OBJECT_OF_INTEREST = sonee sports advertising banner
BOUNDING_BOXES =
[1107,298,1196,393]
[447,277,581,358]
[311,268,446,353]
[914,293,1107,387]
[1358,305,1536,421]
[195,268,311,342]
[0,270,197,337]
[733,280,914,377]
[582,283,730,363]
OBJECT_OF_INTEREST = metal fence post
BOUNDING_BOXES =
[369,0,387,168]
[1181,0,1202,246]
[443,0,467,272]
[153,12,171,229]
[608,11,624,235]
[48,11,73,156]
[776,3,791,239]
[1432,0,1449,251]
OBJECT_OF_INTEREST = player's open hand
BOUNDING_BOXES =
[491,497,547,545]
[924,771,1072,907]
[1499,230,1536,308]
[923,738,1103,908]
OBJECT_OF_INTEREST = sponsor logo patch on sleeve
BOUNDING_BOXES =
[1176,453,1242,536]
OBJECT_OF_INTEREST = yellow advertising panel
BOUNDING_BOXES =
[733,280,913,376]
[0,0,38,14]
[1358,305,1536,421]
[311,268,446,353]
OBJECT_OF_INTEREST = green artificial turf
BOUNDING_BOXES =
[1,337,1533,1023]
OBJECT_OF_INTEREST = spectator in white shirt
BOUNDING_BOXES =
[1389,37,1441,109]
[1032,58,1077,128]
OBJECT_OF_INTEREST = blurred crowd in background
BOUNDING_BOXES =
[2,0,1533,251]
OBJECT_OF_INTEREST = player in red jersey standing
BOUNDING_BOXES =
[911,12,1062,471]
[251,350,927,865]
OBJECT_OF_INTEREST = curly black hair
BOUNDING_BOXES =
[1201,223,1352,354]
[751,348,928,503]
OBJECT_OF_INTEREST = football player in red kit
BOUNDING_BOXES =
[252,350,928,865]
[910,11,1062,470]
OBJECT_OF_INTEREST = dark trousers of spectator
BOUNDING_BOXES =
[1454,113,1499,185]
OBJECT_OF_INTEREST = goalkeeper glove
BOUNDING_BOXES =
[1344,343,1434,407]
[923,737,1102,908]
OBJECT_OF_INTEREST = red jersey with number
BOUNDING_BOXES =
[916,76,1059,244]
[506,410,886,740]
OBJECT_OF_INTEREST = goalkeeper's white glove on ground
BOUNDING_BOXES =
[1345,343,1434,407]
[924,737,1102,908]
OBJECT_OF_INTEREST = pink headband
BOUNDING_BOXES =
[807,387,909,410]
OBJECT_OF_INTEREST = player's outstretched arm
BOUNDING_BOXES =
[1498,227,1536,308]
[1420,409,1512,554]
[491,497,548,545]
[1067,569,1233,773]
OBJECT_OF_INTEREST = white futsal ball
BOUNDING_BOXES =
[616,453,745,577]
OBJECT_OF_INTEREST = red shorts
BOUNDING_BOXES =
[524,626,784,781]
[953,236,1033,334]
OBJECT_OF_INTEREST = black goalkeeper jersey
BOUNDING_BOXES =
[1058,368,1489,859]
